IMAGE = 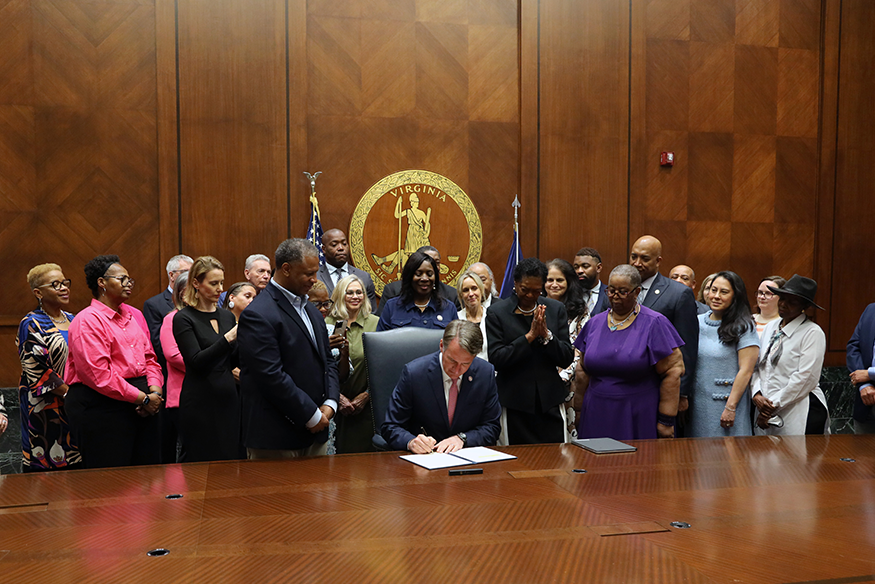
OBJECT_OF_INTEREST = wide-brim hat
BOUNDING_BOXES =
[767,274,823,310]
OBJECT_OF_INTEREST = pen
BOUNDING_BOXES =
[421,427,436,453]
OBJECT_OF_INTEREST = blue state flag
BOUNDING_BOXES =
[499,227,522,299]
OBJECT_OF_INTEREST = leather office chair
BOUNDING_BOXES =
[363,327,444,450]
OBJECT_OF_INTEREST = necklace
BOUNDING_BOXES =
[414,301,430,308]
[608,306,638,331]
[47,312,68,325]
[518,304,537,315]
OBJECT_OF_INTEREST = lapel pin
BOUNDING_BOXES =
[654,289,660,294]
[437,315,443,321]
[468,376,473,382]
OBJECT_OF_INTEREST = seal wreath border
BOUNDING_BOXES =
[350,170,483,296]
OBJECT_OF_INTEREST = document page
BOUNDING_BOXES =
[399,453,473,470]
[452,446,517,464]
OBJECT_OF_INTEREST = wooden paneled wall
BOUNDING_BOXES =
[0,0,870,384]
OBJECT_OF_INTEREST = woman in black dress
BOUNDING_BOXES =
[172,256,240,462]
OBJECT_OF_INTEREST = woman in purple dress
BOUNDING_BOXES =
[571,265,685,440]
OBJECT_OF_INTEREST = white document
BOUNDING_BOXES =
[400,447,517,470]
[400,453,472,470]
[452,446,517,464]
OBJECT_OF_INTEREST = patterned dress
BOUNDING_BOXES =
[16,310,82,470]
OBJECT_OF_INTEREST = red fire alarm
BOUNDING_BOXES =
[660,151,675,167]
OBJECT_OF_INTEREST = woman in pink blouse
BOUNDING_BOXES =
[65,255,164,469]
[158,271,188,463]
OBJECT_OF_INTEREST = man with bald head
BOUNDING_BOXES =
[317,228,377,309]
[670,264,709,314]
[630,236,699,416]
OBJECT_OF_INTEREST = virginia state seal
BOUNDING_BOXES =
[349,170,482,296]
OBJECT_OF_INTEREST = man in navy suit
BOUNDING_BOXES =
[317,228,378,309]
[847,303,875,433]
[572,247,609,316]
[238,239,340,457]
[382,320,501,453]
[630,236,699,415]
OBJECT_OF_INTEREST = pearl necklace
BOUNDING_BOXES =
[414,301,430,308]
[608,306,638,331]
[518,304,537,315]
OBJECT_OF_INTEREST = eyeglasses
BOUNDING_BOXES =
[309,300,333,310]
[39,279,72,291]
[104,275,135,287]
[606,287,637,298]
[756,290,774,298]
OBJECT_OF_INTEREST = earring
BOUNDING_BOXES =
[38,297,43,309]
[100,286,105,296]
[228,301,235,309]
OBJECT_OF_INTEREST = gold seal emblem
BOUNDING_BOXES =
[350,170,482,296]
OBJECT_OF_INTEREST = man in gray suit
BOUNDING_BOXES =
[630,236,699,416]
[318,229,377,309]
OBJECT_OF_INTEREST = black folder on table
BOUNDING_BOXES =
[572,438,637,454]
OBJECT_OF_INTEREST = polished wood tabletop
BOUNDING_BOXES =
[2,435,875,583]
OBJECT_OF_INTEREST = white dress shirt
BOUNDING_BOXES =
[751,314,828,436]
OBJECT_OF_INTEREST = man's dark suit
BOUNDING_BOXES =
[317,263,377,310]
[143,288,173,370]
[381,352,501,450]
[639,272,699,397]
[590,282,610,315]
[847,303,875,423]
[486,295,574,414]
[237,282,340,450]
[376,280,460,316]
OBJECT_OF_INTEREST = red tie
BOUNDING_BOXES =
[448,378,459,427]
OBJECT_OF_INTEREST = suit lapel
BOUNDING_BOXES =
[642,273,666,309]
[269,284,320,354]
[319,265,335,294]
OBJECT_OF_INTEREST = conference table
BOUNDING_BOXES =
[1,435,875,583]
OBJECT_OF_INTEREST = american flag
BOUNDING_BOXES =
[305,194,326,266]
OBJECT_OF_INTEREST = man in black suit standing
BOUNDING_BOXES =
[143,254,193,371]
[237,239,340,458]
[630,236,698,415]
[376,245,459,315]
[317,229,377,309]
[572,247,609,316]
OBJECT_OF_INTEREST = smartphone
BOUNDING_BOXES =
[333,320,348,336]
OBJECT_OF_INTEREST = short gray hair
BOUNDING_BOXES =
[275,239,319,267]
[609,264,642,289]
[166,254,193,274]
[443,320,483,357]
[245,254,270,271]
[471,262,498,297]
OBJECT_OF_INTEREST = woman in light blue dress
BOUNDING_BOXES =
[689,271,760,437]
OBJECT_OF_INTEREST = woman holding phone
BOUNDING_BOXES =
[326,275,379,453]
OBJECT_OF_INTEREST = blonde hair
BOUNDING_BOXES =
[456,271,485,313]
[27,263,62,290]
[309,280,328,296]
[328,275,371,321]
[183,256,224,307]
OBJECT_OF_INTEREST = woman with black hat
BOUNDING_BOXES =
[750,274,829,435]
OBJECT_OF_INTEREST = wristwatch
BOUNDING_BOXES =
[142,393,151,406]
[457,432,467,445]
